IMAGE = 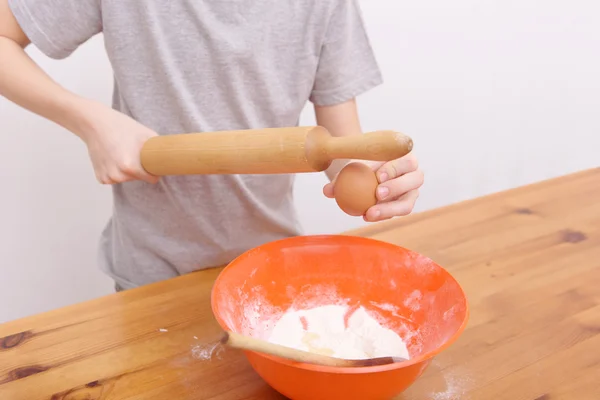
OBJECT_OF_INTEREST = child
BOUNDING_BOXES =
[0,0,424,290]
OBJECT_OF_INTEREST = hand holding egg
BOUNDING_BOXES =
[323,153,424,222]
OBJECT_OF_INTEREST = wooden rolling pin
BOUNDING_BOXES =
[221,331,407,368]
[140,126,413,175]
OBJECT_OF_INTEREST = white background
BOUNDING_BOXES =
[1,0,598,323]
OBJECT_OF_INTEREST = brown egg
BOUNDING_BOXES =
[333,162,379,216]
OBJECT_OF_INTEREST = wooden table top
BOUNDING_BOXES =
[2,168,599,400]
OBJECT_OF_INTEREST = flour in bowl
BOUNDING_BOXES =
[267,305,410,360]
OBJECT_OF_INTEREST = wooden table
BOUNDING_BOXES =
[1,169,599,400]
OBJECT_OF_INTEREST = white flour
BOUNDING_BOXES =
[267,304,410,360]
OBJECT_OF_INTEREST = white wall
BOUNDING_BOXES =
[1,0,598,323]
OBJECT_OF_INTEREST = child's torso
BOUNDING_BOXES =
[101,0,330,133]
[98,1,335,286]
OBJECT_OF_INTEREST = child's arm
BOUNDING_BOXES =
[314,99,363,181]
[309,0,423,221]
[308,0,384,182]
[0,0,157,184]
[0,1,90,139]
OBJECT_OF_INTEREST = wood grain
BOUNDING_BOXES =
[1,168,599,399]
[140,127,412,176]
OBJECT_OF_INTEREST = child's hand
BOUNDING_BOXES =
[323,153,423,222]
[77,101,159,185]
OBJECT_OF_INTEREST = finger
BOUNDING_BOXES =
[364,189,420,222]
[377,153,419,183]
[134,158,160,183]
[98,176,114,185]
[98,176,121,185]
[145,174,160,184]
[323,182,335,198]
[135,169,160,184]
[110,171,136,184]
[118,159,158,184]
[367,161,385,171]
[376,169,424,202]
[96,173,111,185]
[97,173,125,185]
[123,162,159,184]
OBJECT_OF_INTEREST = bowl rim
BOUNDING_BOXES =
[211,234,470,374]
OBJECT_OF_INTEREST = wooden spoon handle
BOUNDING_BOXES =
[324,130,413,162]
[221,331,355,367]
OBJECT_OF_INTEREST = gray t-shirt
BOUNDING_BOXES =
[9,0,383,289]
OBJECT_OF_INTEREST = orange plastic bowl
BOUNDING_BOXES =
[211,235,468,400]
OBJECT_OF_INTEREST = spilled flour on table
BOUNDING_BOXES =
[429,363,474,400]
[191,341,224,361]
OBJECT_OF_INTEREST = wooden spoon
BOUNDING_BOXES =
[221,331,407,368]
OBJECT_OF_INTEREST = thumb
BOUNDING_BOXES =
[323,181,335,198]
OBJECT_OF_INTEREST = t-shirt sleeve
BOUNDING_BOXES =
[309,0,383,106]
[8,0,102,59]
